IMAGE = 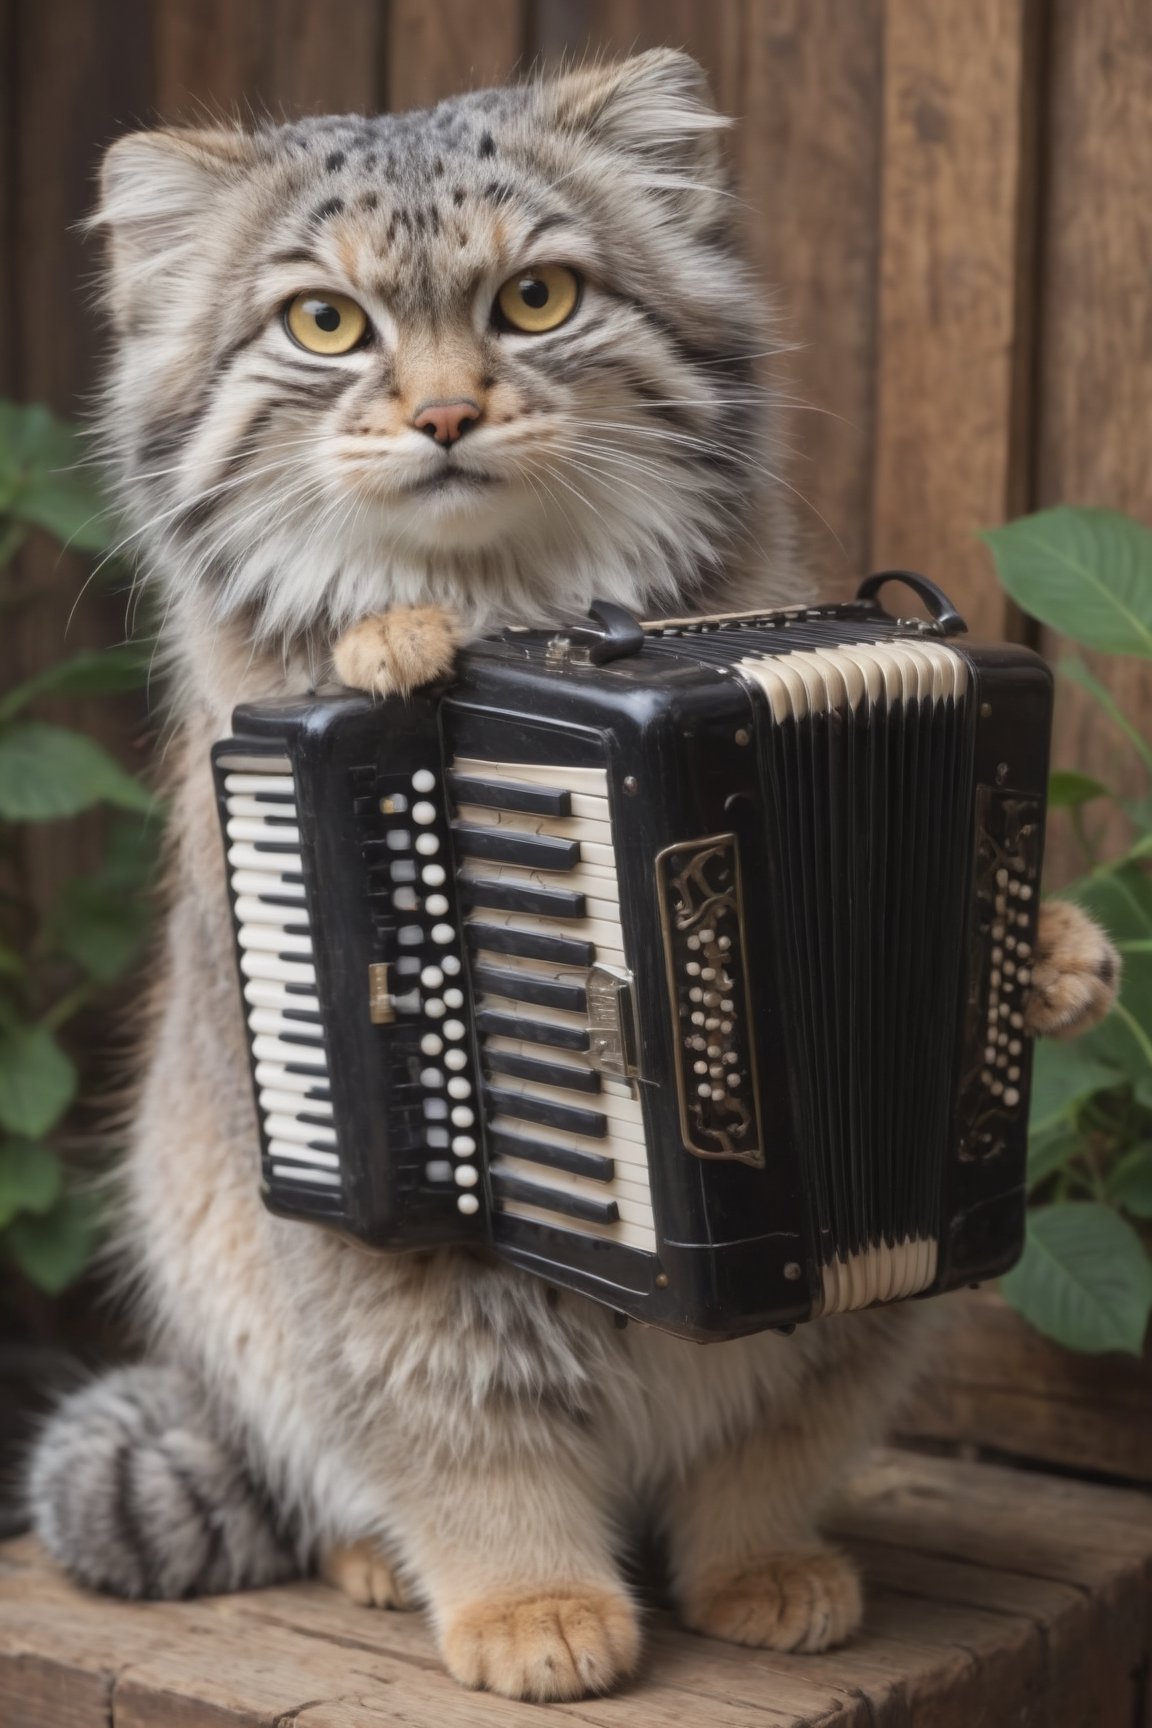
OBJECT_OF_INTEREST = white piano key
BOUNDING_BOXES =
[459,860,620,905]
[228,843,303,875]
[490,1151,655,1220]
[235,896,311,928]
[223,771,293,793]
[237,925,313,957]
[451,758,609,797]
[240,951,316,986]
[489,1116,651,1172]
[271,1163,342,1188]
[265,1114,337,1148]
[493,1195,655,1253]
[226,795,298,820]
[232,870,306,900]
[243,981,320,1014]
[246,1009,324,1042]
[226,816,302,846]
[254,1063,330,1095]
[252,1034,327,1069]
[259,1089,333,1119]
[489,1077,647,1143]
[267,1140,340,1170]
[454,803,612,847]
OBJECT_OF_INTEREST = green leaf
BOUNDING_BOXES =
[1136,1076,1152,1113]
[48,877,149,982]
[0,942,23,979]
[0,401,113,554]
[983,507,1152,657]
[0,644,150,723]
[0,1140,64,1228]
[1107,1146,1152,1219]
[1028,1038,1120,1137]
[4,1189,95,1293]
[1001,1202,1152,1354]
[1057,657,1152,777]
[1048,769,1108,810]
[0,1023,77,1138]
[0,722,151,820]
[1027,1118,1084,1189]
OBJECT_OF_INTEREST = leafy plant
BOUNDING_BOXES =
[0,399,155,1295]
[985,506,1152,1356]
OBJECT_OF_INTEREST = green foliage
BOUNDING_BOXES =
[0,399,155,1297]
[986,505,1152,1356]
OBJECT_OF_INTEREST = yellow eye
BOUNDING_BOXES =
[496,265,580,334]
[285,291,368,355]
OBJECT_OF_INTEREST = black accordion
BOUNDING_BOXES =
[212,575,1052,1341]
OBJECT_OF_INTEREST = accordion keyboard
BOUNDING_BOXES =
[451,759,657,1254]
[221,765,342,1198]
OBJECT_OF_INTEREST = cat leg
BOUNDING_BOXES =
[392,1442,639,1701]
[668,1422,862,1653]
[1025,898,1120,1038]
[320,1538,415,1610]
[332,605,459,697]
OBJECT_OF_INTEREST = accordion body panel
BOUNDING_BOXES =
[213,598,1053,1340]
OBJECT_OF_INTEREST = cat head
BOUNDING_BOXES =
[94,51,788,651]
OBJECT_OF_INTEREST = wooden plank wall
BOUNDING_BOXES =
[1,0,1149,898]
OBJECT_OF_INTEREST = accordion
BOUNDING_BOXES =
[212,574,1052,1341]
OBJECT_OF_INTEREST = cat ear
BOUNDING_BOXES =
[94,128,259,326]
[540,49,730,216]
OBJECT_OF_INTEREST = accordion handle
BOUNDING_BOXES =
[546,600,646,666]
[856,570,968,637]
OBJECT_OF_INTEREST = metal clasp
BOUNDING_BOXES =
[586,963,640,1081]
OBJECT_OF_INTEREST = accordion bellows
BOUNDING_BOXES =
[213,577,1052,1341]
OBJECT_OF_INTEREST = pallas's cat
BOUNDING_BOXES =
[29,52,1117,1702]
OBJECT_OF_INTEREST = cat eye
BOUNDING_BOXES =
[284,291,369,356]
[495,265,580,334]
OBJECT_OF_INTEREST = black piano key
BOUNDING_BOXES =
[261,813,299,828]
[277,947,314,963]
[287,1064,329,1083]
[489,1130,615,1183]
[298,1109,334,1127]
[466,924,594,967]
[476,1009,590,1053]
[258,893,309,911]
[461,877,587,920]
[484,1050,601,1093]
[449,774,572,817]
[274,1026,325,1046]
[239,789,295,805]
[486,1085,607,1139]
[251,839,301,854]
[282,1007,323,1025]
[473,965,587,1013]
[453,826,580,871]
[491,1170,619,1226]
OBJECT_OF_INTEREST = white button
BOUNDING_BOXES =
[443,1018,465,1040]
[421,966,443,989]
[426,894,449,916]
[445,1048,468,1071]
[447,1076,472,1099]
[455,1164,479,1188]
[457,1193,480,1216]
[443,989,464,1011]
[451,1105,474,1127]
[422,864,446,887]
[420,1034,443,1057]
[432,923,455,945]
[412,769,436,793]
[452,1135,476,1155]
[394,887,418,911]
[425,1160,453,1183]
[412,801,437,825]
[442,955,461,975]
[420,1067,443,1088]
[415,833,440,856]
[425,998,445,1018]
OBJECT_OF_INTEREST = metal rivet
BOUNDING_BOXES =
[980,701,992,719]
[783,1261,802,1281]
[996,761,1009,784]
[623,775,639,795]
[655,1271,670,1288]
[735,729,751,746]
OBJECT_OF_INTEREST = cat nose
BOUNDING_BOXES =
[410,398,481,446]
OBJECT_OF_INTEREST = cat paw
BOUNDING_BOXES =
[320,1539,414,1610]
[680,1548,862,1653]
[440,1584,640,1701]
[1024,899,1120,1039]
[332,605,459,697]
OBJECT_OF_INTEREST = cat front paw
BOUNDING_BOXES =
[440,1583,640,1701]
[332,605,459,697]
[680,1548,862,1653]
[320,1539,414,1610]
[1024,899,1120,1039]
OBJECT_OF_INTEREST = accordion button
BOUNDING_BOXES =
[413,801,437,825]
[442,955,462,976]
[422,863,446,887]
[416,834,440,856]
[445,1050,468,1072]
[455,1165,479,1188]
[412,769,436,793]
[447,1076,472,1099]
[421,966,444,989]
[457,1193,480,1216]
[426,999,446,1017]
[426,1161,453,1183]
[432,923,455,945]
[451,1105,474,1127]
[421,1034,443,1057]
[426,894,449,915]
[453,1135,476,1155]
[444,1017,465,1038]
[421,1068,444,1088]
[444,991,464,1011]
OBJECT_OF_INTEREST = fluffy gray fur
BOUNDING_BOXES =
[29,53,936,1702]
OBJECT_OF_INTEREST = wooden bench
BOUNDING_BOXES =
[2,1448,1149,1727]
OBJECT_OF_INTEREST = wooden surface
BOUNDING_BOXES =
[901,1286,1152,1486]
[1,1448,1150,1726]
